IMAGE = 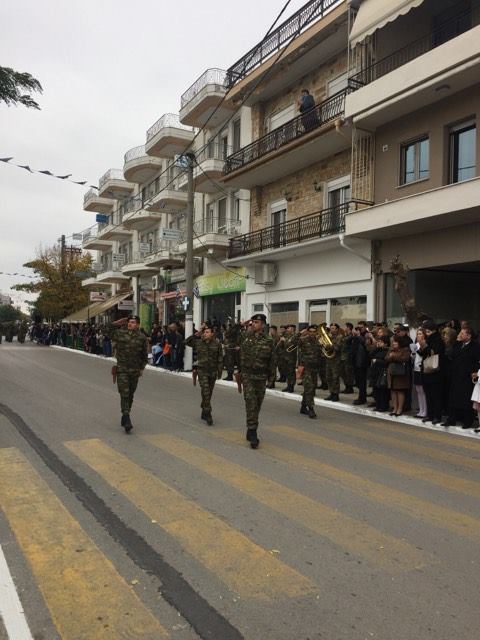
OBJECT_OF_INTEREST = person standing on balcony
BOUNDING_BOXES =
[298,89,317,132]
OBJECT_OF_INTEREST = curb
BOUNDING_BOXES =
[51,346,480,441]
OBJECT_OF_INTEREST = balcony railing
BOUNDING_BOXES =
[82,224,107,243]
[224,89,348,174]
[99,168,125,189]
[349,3,478,89]
[123,251,150,266]
[228,201,369,258]
[146,113,193,142]
[146,240,183,256]
[83,188,99,205]
[225,0,343,89]
[124,145,147,164]
[196,142,233,164]
[181,68,228,109]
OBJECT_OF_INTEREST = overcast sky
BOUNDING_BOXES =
[0,0,306,309]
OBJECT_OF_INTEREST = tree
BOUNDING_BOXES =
[12,245,92,322]
[0,304,24,323]
[0,66,43,109]
[390,255,428,328]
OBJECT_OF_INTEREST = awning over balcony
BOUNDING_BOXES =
[349,0,425,47]
[63,291,132,323]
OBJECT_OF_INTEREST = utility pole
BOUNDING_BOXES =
[60,234,66,278]
[183,152,196,371]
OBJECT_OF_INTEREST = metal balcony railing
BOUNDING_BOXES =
[146,241,183,257]
[224,89,348,174]
[181,68,228,109]
[196,142,233,164]
[99,168,125,189]
[122,251,150,266]
[227,201,370,258]
[124,145,147,164]
[226,0,343,89]
[349,3,478,89]
[83,188,99,205]
[82,225,105,244]
[146,113,193,142]
[195,217,241,236]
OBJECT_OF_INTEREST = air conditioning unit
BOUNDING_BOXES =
[152,275,164,290]
[254,262,277,285]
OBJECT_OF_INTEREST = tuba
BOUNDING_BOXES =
[317,325,336,359]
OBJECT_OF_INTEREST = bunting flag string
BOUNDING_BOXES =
[0,272,37,279]
[0,157,97,189]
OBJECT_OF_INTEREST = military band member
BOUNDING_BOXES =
[185,325,223,426]
[279,324,297,393]
[325,323,344,402]
[297,324,320,418]
[110,315,148,433]
[240,314,276,449]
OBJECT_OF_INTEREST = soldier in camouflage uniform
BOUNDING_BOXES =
[5,322,15,343]
[17,321,28,344]
[110,315,148,433]
[275,325,287,382]
[340,322,355,393]
[240,314,276,449]
[297,324,321,418]
[185,325,223,425]
[267,325,280,389]
[222,320,240,381]
[325,323,344,402]
[279,324,297,393]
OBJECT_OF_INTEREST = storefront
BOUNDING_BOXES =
[196,268,246,325]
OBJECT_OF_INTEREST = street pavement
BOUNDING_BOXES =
[1,341,480,640]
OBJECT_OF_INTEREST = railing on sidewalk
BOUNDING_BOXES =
[224,89,348,174]
[227,200,371,258]
[349,3,478,89]
[180,68,228,109]
[225,0,343,89]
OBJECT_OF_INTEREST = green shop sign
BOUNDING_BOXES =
[196,268,246,297]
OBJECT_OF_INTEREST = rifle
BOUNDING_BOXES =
[192,369,198,386]
[234,372,243,394]
[111,365,117,384]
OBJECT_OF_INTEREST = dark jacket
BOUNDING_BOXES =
[418,331,445,374]
[385,346,411,390]
[448,341,480,410]
[351,335,368,369]
[370,346,389,388]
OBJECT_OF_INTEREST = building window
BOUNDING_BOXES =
[449,121,476,183]
[233,196,241,221]
[233,119,241,152]
[267,104,295,132]
[400,137,429,185]
[252,303,264,313]
[270,302,299,327]
[218,198,227,231]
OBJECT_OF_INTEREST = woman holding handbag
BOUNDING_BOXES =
[370,335,390,412]
[385,336,411,416]
[412,329,428,419]
[418,320,445,425]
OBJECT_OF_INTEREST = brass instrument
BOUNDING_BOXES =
[317,325,336,359]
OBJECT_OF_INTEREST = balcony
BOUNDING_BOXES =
[121,252,159,277]
[122,209,162,231]
[98,168,135,199]
[225,0,347,105]
[83,188,114,214]
[143,173,188,212]
[222,90,350,188]
[81,225,114,251]
[178,143,232,193]
[178,217,242,258]
[346,4,480,128]
[345,177,480,240]
[180,68,235,128]
[96,263,130,285]
[81,276,111,290]
[144,241,184,268]
[123,145,163,184]
[97,214,133,241]
[227,201,368,265]
[145,113,195,157]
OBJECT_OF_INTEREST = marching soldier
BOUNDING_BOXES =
[222,319,241,381]
[279,324,297,393]
[325,323,344,402]
[297,324,320,419]
[267,324,279,388]
[185,325,223,426]
[110,315,148,433]
[239,314,276,449]
[276,325,287,382]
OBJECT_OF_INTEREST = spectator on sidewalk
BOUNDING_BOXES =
[369,335,390,412]
[385,336,411,417]
[418,319,445,425]
[412,329,428,419]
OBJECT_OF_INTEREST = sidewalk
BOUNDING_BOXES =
[51,345,480,441]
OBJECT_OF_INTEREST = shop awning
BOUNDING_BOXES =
[349,0,425,48]
[63,291,132,323]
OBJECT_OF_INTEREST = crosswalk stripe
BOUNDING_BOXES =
[318,422,480,470]
[65,438,317,600]
[270,425,480,499]
[214,429,480,541]
[0,448,169,639]
[144,434,426,573]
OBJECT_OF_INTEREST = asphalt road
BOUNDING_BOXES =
[1,341,480,640]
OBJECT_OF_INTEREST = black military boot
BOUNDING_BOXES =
[282,384,294,393]
[246,428,259,449]
[205,411,213,426]
[123,414,133,433]
[308,406,317,419]
[300,402,309,415]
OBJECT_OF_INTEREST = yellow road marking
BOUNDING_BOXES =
[270,425,480,499]
[144,434,426,573]
[214,429,480,540]
[65,439,316,600]
[0,448,169,640]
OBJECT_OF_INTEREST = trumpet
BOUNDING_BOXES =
[317,325,336,359]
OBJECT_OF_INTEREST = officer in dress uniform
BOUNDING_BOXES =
[297,324,321,419]
[110,315,148,433]
[185,325,223,425]
[240,314,276,449]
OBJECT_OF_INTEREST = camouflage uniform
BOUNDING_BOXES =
[17,322,28,344]
[5,322,15,343]
[267,334,281,387]
[298,334,321,410]
[340,334,355,391]
[325,334,344,396]
[240,332,276,431]
[277,333,297,390]
[185,334,223,413]
[111,326,148,416]
[223,323,240,379]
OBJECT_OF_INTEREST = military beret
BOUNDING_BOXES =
[270,324,278,330]
[128,315,141,323]
[298,322,309,331]
[250,313,267,323]
[286,323,297,329]
[308,324,318,330]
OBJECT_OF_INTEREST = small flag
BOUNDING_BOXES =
[193,282,200,298]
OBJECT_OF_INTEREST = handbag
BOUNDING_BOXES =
[423,353,439,374]
[376,368,388,388]
[390,361,407,377]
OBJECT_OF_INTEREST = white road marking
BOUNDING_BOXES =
[0,544,34,640]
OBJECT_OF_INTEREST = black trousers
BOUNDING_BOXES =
[423,372,443,421]
[355,367,367,402]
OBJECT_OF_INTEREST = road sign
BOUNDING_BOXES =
[90,292,107,302]
[113,253,126,263]
[161,228,183,241]
[118,299,134,311]
[96,214,109,224]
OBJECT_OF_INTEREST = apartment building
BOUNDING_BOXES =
[345,0,480,325]
[221,0,375,326]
